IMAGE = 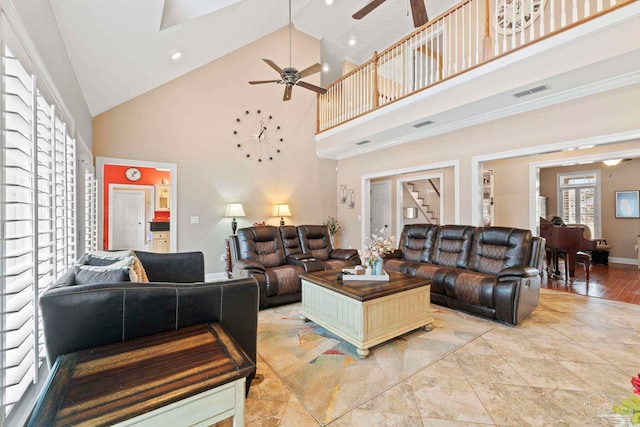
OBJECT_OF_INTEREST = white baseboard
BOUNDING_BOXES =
[609,257,638,266]
[205,272,228,281]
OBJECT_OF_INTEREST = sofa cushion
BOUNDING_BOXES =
[322,259,352,270]
[297,225,333,261]
[444,270,497,307]
[237,226,287,268]
[468,227,532,275]
[279,225,304,257]
[431,226,475,268]
[397,224,437,262]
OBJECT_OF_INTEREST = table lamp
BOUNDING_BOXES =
[273,204,291,226]
[225,203,246,234]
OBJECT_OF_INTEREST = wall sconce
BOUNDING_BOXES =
[339,185,347,204]
[347,189,355,209]
[225,203,246,234]
[273,204,292,226]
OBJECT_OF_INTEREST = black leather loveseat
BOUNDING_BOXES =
[40,251,259,393]
[384,225,545,325]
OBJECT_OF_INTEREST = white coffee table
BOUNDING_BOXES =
[299,269,433,358]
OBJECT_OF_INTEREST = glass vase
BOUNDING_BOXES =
[373,257,384,275]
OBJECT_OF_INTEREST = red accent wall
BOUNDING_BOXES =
[103,165,171,249]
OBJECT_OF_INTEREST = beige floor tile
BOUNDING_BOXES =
[420,419,496,426]
[559,361,633,395]
[453,353,529,387]
[245,398,288,426]
[574,340,638,366]
[279,402,321,427]
[346,408,423,427]
[471,383,565,426]
[248,363,292,402]
[357,382,421,417]
[506,357,596,391]
[526,337,609,363]
[411,376,494,424]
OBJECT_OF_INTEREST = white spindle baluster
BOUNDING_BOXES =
[597,0,603,12]
[461,5,466,69]
[573,0,578,22]
[584,0,590,18]
[550,0,556,32]
[520,0,526,45]
[475,0,480,65]
[455,11,459,73]
[468,3,472,68]
[511,0,516,49]
[561,0,567,27]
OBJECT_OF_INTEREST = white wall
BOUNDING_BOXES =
[336,84,640,249]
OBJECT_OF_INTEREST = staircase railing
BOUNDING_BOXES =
[316,0,633,133]
[403,181,440,224]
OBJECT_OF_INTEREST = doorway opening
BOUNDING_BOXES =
[97,157,178,252]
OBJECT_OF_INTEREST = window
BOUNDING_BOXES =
[1,45,77,421]
[557,171,601,237]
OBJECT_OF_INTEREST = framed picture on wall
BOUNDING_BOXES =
[615,190,640,218]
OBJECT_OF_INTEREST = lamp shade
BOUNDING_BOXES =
[273,204,292,217]
[225,203,246,217]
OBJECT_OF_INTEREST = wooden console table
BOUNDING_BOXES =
[28,323,255,427]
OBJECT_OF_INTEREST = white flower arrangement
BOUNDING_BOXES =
[359,228,396,266]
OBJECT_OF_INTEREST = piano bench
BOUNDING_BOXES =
[591,250,609,265]
[575,251,591,281]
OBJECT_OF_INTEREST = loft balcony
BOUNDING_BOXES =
[315,0,640,159]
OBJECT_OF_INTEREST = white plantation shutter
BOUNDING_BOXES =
[1,44,77,421]
[84,169,97,252]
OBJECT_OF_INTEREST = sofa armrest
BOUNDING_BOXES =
[329,248,359,261]
[234,259,266,273]
[384,250,402,259]
[498,266,539,280]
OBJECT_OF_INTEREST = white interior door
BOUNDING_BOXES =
[112,190,146,250]
[370,181,392,234]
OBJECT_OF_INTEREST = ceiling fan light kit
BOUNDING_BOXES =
[248,0,327,101]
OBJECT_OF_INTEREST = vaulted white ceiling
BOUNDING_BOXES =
[49,0,459,116]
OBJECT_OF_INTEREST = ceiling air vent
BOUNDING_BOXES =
[513,84,549,98]
[412,120,434,128]
[356,140,371,145]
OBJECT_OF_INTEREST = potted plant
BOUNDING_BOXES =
[323,217,341,247]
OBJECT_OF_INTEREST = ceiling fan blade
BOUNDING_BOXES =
[248,80,281,85]
[352,0,386,19]
[296,80,327,95]
[410,0,428,27]
[283,85,293,101]
[263,58,283,74]
[298,63,322,78]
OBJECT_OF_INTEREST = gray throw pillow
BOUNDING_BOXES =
[74,265,131,286]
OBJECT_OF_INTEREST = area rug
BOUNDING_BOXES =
[257,303,493,425]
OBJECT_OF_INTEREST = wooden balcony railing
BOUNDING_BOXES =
[316,0,634,133]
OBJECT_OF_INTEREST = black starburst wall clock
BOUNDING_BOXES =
[233,109,284,163]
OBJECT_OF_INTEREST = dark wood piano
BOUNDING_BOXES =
[539,217,596,281]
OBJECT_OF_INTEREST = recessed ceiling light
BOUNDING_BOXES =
[348,38,356,46]
[322,64,330,72]
[171,51,182,61]
[325,0,333,4]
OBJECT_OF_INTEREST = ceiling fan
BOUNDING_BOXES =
[248,0,327,101]
[353,0,429,28]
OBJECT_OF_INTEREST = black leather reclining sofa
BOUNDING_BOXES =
[384,225,545,325]
[40,251,259,393]
[230,225,361,309]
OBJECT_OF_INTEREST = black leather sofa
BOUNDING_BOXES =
[230,225,360,309]
[40,251,259,393]
[384,225,545,325]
